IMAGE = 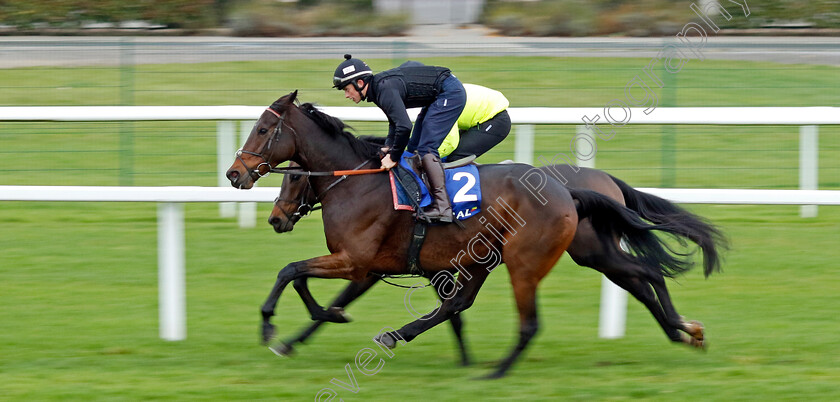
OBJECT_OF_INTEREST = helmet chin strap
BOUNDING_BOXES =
[354,78,370,101]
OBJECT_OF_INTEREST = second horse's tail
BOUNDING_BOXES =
[609,175,728,277]
[570,188,699,279]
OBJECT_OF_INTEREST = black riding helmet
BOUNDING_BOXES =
[333,54,372,91]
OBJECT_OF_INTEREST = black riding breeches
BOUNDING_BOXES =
[447,110,511,161]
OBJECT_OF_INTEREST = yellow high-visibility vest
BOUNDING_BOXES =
[438,83,510,157]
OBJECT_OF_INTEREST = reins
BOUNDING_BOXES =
[270,166,386,177]
[272,159,379,222]
[369,272,429,289]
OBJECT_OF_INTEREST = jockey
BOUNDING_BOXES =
[430,83,510,161]
[333,54,466,223]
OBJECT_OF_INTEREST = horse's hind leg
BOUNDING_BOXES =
[567,226,696,347]
[484,228,571,379]
[647,276,706,348]
[375,269,489,350]
[484,270,540,379]
[431,272,471,366]
[603,273,681,342]
[605,272,706,349]
[445,309,470,366]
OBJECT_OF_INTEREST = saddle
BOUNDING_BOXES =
[392,154,476,276]
[404,154,477,190]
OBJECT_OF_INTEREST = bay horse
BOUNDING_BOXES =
[226,91,715,378]
[268,162,471,365]
[268,159,725,360]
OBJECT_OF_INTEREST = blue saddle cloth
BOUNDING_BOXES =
[391,152,482,221]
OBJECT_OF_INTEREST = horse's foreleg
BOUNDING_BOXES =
[274,276,380,356]
[375,269,488,350]
[261,263,299,344]
[292,277,352,324]
[260,253,355,345]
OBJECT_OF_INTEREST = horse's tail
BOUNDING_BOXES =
[609,175,728,277]
[570,188,698,278]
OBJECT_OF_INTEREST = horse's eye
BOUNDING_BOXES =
[290,175,301,182]
[258,128,268,135]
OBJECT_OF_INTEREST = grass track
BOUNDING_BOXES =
[1,55,840,400]
[1,202,839,400]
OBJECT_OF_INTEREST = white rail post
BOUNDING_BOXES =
[574,124,628,339]
[514,125,534,165]
[800,125,818,218]
[575,125,597,169]
[238,120,258,228]
[599,273,628,339]
[217,121,236,218]
[599,237,629,339]
[157,202,186,341]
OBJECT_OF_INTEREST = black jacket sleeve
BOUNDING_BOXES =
[377,86,412,161]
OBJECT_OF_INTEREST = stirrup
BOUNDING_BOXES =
[423,209,453,223]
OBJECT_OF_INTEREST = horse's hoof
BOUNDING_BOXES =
[269,342,294,357]
[681,333,708,351]
[261,322,276,345]
[373,332,398,349]
[685,320,705,341]
[690,336,708,351]
[325,307,353,323]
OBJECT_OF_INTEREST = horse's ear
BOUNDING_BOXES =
[289,90,298,104]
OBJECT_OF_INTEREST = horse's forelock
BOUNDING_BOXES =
[268,101,285,114]
[269,91,299,114]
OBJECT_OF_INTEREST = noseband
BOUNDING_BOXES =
[236,107,291,180]
[274,177,320,223]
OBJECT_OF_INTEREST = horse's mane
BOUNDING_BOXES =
[357,135,387,146]
[297,102,381,160]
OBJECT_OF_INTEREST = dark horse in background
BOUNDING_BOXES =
[226,91,725,378]
[269,157,726,362]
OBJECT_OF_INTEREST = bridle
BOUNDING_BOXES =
[235,107,291,180]
[239,103,386,222]
[274,175,320,223]
[272,158,372,223]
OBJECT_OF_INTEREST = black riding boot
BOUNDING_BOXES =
[421,153,453,223]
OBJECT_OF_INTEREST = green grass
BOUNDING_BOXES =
[1,55,840,400]
[1,56,838,188]
[2,56,839,107]
[1,202,839,400]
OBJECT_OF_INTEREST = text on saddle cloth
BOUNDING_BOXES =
[390,152,482,220]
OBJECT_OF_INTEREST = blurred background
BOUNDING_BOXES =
[1,0,838,189]
[1,1,839,400]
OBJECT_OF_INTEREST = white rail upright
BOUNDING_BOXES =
[515,124,534,165]
[217,121,237,218]
[800,125,819,218]
[158,202,186,341]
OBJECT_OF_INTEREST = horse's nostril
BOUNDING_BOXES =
[268,216,280,226]
[227,170,239,181]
